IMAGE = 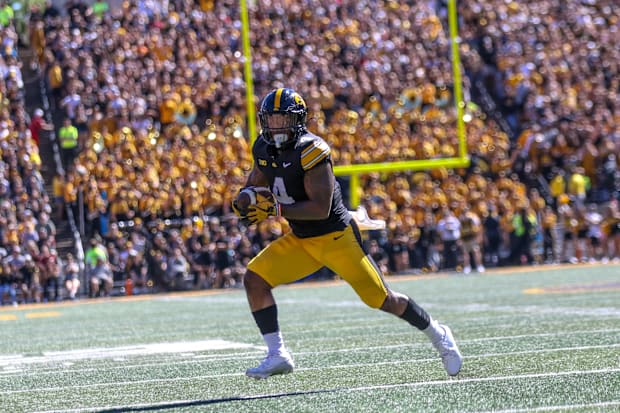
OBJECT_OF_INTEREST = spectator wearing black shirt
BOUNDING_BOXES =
[368,239,389,275]
[414,211,439,272]
[126,250,149,294]
[213,234,235,289]
[186,225,213,288]
[42,0,60,22]
[482,204,501,267]
[0,261,17,306]
[385,232,410,274]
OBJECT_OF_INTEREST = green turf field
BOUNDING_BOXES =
[1,264,619,412]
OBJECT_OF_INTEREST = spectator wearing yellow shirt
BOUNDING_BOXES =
[52,171,65,220]
[58,117,79,169]
[183,185,203,217]
[541,206,559,263]
[29,20,46,70]
[549,169,566,207]
[109,189,130,222]
[0,2,14,27]
[567,167,588,205]
[63,170,78,219]
[46,57,63,99]
[159,91,179,127]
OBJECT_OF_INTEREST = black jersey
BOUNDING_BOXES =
[252,132,351,238]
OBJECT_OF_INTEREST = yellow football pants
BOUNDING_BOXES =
[247,222,388,308]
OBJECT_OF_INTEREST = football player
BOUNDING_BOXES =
[233,88,463,379]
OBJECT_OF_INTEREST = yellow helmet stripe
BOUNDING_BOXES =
[273,88,284,111]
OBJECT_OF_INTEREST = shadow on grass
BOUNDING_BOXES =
[95,388,339,412]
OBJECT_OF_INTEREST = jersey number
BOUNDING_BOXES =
[272,177,295,205]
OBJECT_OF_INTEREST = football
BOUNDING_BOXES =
[234,188,256,214]
[234,186,276,217]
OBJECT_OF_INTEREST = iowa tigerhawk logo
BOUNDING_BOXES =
[294,94,306,106]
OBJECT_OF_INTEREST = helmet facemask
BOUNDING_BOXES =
[260,112,305,148]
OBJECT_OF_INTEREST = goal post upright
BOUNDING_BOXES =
[240,0,469,208]
[333,0,469,207]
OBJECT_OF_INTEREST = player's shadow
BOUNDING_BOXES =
[95,388,339,412]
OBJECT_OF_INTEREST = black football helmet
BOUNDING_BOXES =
[258,88,307,148]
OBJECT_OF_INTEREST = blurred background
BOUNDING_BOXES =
[0,0,618,304]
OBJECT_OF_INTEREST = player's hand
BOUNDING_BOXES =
[232,187,280,225]
[246,188,280,224]
[231,197,246,219]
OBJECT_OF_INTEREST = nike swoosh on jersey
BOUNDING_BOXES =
[283,162,291,168]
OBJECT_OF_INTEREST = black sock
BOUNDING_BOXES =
[399,297,430,330]
[252,304,279,335]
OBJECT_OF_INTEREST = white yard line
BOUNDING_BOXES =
[452,303,620,317]
[2,343,619,394]
[286,324,620,344]
[0,340,261,369]
[347,368,620,390]
[476,401,620,413]
[156,295,620,318]
[462,328,620,343]
[28,368,620,413]
[1,328,618,377]
[294,339,620,358]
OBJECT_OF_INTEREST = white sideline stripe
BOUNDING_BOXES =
[29,368,620,413]
[1,328,619,376]
[3,344,619,395]
[478,401,620,413]
[0,340,261,368]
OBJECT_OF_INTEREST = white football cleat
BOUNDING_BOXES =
[246,352,295,379]
[432,324,463,376]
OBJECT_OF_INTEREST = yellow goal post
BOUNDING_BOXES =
[240,0,469,208]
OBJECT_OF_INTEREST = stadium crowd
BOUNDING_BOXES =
[1,0,619,304]
[0,19,61,306]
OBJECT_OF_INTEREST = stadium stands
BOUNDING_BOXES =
[1,0,618,302]
[0,20,59,305]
